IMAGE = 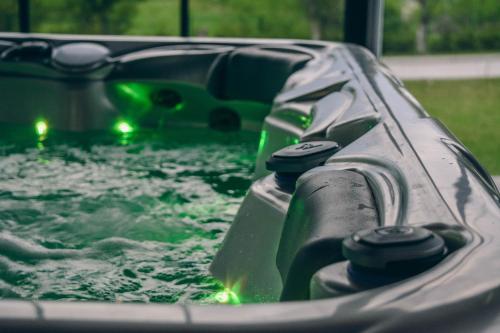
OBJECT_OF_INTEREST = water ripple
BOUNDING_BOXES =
[0,128,257,303]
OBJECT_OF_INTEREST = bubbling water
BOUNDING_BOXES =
[0,127,257,303]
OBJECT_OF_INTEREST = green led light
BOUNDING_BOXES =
[174,102,185,112]
[35,120,48,137]
[257,130,268,154]
[299,115,312,129]
[114,121,134,134]
[213,288,241,305]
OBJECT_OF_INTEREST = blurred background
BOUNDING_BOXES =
[1,0,498,177]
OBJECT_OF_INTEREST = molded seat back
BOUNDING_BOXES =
[207,47,312,103]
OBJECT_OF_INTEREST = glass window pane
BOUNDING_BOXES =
[28,0,179,35]
[0,0,19,32]
[190,0,344,40]
[3,0,344,40]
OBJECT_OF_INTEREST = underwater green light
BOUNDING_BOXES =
[115,121,134,134]
[35,120,48,137]
[174,102,185,112]
[213,288,241,305]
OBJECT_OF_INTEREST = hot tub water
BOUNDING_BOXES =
[0,126,257,304]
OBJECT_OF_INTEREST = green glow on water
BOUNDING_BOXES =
[0,127,258,304]
[35,119,48,138]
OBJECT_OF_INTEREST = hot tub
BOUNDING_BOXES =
[0,33,499,332]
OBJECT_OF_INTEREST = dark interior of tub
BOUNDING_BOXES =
[0,41,312,304]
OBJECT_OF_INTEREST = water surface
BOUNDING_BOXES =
[0,127,257,303]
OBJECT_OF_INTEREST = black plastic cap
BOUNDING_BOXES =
[266,141,340,174]
[343,226,446,271]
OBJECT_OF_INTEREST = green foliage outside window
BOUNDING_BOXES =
[1,0,500,55]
